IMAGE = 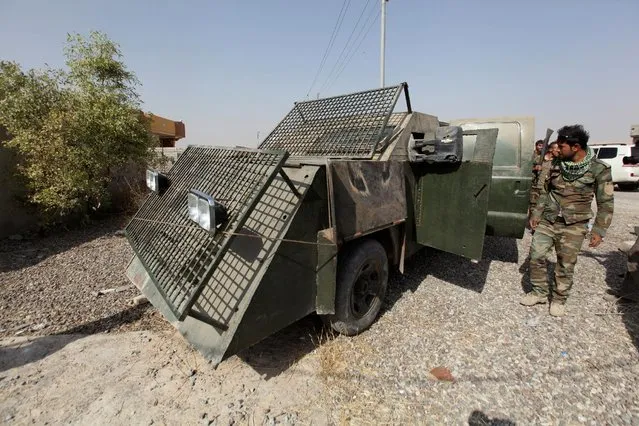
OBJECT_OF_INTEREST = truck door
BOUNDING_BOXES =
[448,117,535,239]
[414,128,497,261]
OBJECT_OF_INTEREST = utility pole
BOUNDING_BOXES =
[380,0,388,88]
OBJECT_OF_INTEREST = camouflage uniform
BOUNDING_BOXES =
[531,157,553,197]
[529,151,543,209]
[529,157,614,302]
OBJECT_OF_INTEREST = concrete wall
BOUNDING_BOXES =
[153,147,186,172]
[0,139,187,238]
[0,129,39,238]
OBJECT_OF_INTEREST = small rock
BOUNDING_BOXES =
[114,230,127,237]
[201,413,207,419]
[429,367,454,382]
[30,322,47,332]
[130,295,149,306]
[8,234,23,240]
[153,399,159,406]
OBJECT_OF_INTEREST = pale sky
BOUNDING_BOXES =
[1,0,638,146]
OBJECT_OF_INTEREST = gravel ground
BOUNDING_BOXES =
[1,192,638,425]
[317,190,639,424]
[0,217,170,337]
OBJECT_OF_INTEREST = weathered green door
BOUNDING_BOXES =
[447,117,535,238]
[414,129,498,261]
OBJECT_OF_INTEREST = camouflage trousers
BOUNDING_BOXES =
[529,218,589,302]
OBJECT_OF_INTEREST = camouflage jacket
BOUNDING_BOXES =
[532,157,614,237]
[531,151,543,185]
[532,157,554,192]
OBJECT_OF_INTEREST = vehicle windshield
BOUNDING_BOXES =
[597,147,618,159]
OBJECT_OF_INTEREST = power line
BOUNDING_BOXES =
[322,9,380,94]
[318,0,374,95]
[305,0,352,98]
[320,6,379,94]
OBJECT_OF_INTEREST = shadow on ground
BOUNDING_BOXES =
[236,316,325,379]
[237,236,519,378]
[0,304,150,372]
[0,216,128,273]
[385,236,519,313]
[468,410,516,426]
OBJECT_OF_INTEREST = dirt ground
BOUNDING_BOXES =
[1,191,639,425]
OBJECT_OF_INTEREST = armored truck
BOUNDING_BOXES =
[125,83,534,365]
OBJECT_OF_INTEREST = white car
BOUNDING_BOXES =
[590,143,639,190]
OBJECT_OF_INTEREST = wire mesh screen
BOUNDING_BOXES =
[259,84,404,158]
[191,173,306,328]
[126,146,287,320]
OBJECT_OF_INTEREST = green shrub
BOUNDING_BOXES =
[0,31,157,224]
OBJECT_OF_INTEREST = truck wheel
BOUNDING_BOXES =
[618,183,638,191]
[328,239,389,336]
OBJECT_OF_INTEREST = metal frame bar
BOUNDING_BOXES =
[278,169,301,198]
[258,83,410,159]
[188,308,229,330]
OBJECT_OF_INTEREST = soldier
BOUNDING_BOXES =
[535,141,560,187]
[521,125,614,317]
[528,140,546,213]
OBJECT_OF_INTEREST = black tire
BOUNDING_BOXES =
[618,183,639,191]
[327,239,389,336]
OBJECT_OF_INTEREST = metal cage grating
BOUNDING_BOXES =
[126,146,287,320]
[259,84,405,158]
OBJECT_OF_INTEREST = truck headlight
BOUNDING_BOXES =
[146,169,158,192]
[187,190,228,234]
[146,169,169,195]
[197,195,214,231]
[187,192,199,222]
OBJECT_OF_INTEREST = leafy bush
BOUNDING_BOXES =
[0,31,157,223]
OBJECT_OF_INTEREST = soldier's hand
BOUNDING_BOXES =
[589,233,603,248]
[529,217,540,230]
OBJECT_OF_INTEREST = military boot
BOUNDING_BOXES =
[520,293,548,306]
[549,301,566,317]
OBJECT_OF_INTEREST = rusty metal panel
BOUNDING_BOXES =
[328,160,406,242]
